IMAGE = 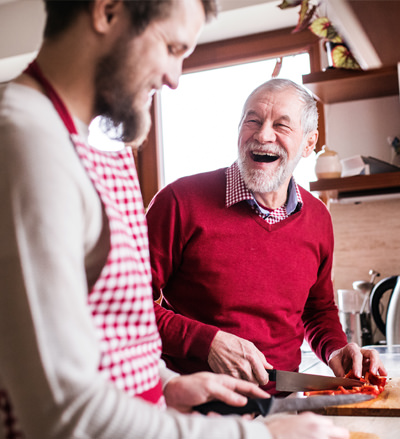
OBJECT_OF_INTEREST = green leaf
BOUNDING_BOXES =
[331,45,361,70]
[309,17,342,42]
[278,0,303,10]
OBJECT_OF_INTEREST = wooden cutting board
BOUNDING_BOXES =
[350,433,381,439]
[323,378,400,417]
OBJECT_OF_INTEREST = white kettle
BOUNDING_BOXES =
[370,276,400,345]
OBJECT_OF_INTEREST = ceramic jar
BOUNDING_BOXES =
[315,145,342,179]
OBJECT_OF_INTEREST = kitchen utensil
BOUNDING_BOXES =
[353,269,380,314]
[266,369,362,392]
[352,270,380,346]
[370,276,400,345]
[193,393,373,416]
[338,289,364,345]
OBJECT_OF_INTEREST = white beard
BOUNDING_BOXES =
[238,141,304,193]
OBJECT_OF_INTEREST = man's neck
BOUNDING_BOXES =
[34,43,96,125]
[252,180,290,210]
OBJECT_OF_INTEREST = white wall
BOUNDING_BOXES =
[324,96,400,165]
[0,0,44,58]
[0,0,298,81]
[0,0,45,82]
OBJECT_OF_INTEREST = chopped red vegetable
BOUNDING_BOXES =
[304,370,387,397]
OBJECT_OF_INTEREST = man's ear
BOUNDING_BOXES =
[302,130,318,158]
[92,0,122,34]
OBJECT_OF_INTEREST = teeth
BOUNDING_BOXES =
[251,150,280,163]
[253,152,278,157]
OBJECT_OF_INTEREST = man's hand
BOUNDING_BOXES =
[208,330,272,386]
[163,371,270,413]
[265,412,349,439]
[328,342,387,378]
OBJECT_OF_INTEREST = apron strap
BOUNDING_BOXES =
[24,60,78,135]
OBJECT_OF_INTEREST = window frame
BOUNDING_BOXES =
[136,27,324,207]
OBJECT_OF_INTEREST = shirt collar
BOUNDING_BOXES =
[225,161,303,214]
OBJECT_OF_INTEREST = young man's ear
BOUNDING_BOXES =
[92,0,122,34]
[302,130,318,158]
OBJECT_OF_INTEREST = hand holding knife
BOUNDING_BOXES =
[193,369,369,416]
[193,393,373,416]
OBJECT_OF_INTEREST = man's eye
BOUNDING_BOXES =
[168,45,186,57]
[168,45,177,55]
[275,123,290,129]
[246,119,260,124]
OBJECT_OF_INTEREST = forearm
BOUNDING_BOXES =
[303,281,347,363]
[303,275,347,363]
[304,310,348,364]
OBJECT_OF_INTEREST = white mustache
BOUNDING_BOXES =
[244,141,288,160]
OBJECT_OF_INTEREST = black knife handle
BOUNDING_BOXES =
[193,397,273,416]
[266,369,277,381]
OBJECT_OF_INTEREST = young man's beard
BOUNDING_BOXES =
[93,39,151,144]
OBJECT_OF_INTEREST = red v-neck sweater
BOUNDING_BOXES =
[147,168,347,385]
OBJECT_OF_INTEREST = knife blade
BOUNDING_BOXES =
[267,369,363,392]
[193,393,373,416]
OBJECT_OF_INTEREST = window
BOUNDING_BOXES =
[159,53,316,189]
[134,28,323,206]
[88,116,124,152]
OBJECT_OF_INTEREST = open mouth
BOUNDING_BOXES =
[251,151,280,163]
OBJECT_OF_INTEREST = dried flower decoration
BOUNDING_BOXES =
[278,0,361,70]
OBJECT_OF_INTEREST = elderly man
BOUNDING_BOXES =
[147,79,386,392]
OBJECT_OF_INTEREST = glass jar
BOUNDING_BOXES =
[314,145,342,179]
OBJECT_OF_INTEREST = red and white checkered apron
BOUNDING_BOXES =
[73,138,163,402]
[0,61,164,438]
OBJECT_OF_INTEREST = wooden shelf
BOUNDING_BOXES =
[310,172,400,199]
[303,66,399,104]
[304,1,400,200]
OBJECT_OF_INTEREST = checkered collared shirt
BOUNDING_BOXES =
[225,161,303,225]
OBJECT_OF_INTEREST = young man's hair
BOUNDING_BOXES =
[43,0,218,39]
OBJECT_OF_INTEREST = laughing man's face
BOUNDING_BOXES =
[237,88,308,194]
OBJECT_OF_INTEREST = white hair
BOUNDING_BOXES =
[240,78,318,136]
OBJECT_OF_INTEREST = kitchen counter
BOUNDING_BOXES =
[326,415,399,439]
[300,345,400,439]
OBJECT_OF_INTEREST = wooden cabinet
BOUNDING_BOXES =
[303,0,400,200]
[304,65,400,200]
[302,66,399,104]
[326,0,400,70]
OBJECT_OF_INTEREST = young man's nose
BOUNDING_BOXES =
[163,61,182,90]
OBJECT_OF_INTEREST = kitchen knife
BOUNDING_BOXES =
[193,393,373,416]
[267,369,363,392]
